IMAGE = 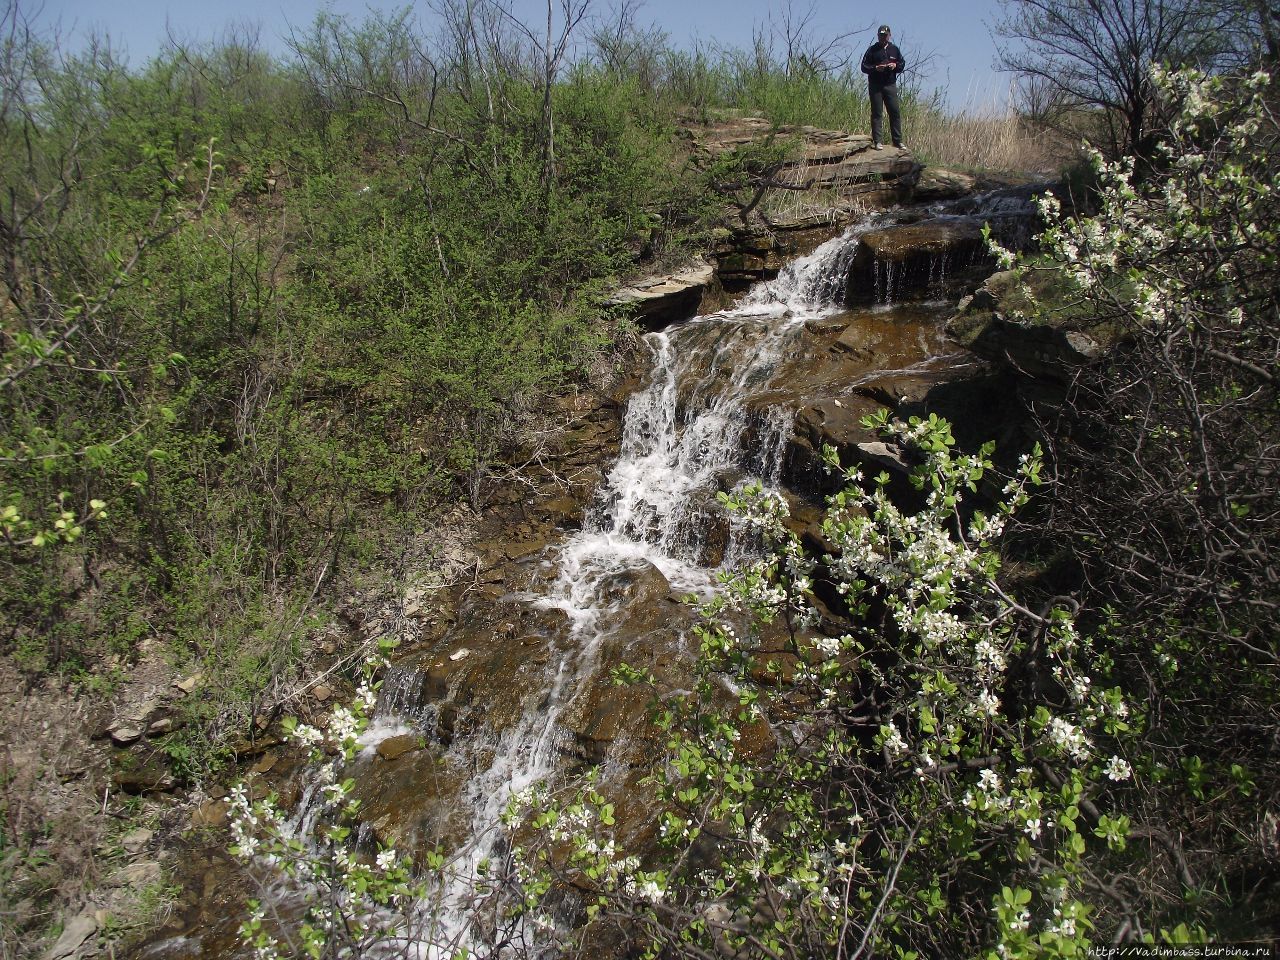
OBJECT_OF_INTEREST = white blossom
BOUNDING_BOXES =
[1104,756,1132,782]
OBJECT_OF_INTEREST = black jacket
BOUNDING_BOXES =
[861,41,905,86]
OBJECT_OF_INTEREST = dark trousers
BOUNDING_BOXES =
[869,84,902,146]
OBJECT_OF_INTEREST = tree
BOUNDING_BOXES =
[994,0,1242,158]
[505,418,1150,957]
[1010,64,1280,929]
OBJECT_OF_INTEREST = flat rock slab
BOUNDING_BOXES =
[607,261,715,329]
[42,913,97,960]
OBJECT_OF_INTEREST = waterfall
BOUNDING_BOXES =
[272,220,895,955]
[419,225,874,946]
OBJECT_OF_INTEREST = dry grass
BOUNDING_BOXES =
[909,99,1080,175]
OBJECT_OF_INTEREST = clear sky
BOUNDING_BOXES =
[33,1,1013,112]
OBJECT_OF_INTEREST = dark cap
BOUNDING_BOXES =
[878,24,891,35]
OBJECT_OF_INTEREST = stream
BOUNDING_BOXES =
[144,187,1039,959]
[343,213,980,954]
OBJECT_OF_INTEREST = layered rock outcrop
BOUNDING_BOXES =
[946,269,1109,384]
[606,259,717,330]
[845,219,992,304]
[694,119,921,288]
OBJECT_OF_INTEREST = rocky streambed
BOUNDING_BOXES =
[139,164,1060,958]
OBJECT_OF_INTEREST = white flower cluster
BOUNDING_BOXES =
[1104,756,1132,782]
[881,722,908,758]
[1047,717,1090,762]
[812,634,842,659]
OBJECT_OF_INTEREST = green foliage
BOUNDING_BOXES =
[507,415,1138,958]
[989,64,1280,940]
[1,6,709,697]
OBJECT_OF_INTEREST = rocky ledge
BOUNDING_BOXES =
[693,118,923,288]
[606,258,717,330]
[946,268,1112,384]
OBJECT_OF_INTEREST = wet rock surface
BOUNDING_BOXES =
[846,220,994,304]
[141,178,1049,960]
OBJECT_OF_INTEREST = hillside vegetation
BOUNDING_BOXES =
[0,4,1058,953]
[8,1,1278,958]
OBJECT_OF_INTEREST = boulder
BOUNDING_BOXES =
[691,120,922,215]
[946,270,1111,383]
[914,167,978,203]
[957,318,1103,383]
[189,799,229,830]
[108,724,145,747]
[375,734,424,762]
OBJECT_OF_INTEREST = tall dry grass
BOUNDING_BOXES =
[908,96,1080,174]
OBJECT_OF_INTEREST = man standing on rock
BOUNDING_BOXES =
[861,24,905,150]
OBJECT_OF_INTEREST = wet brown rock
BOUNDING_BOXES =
[698,512,732,568]
[376,734,424,761]
[749,652,800,687]
[804,317,848,336]
[346,749,471,856]
[846,219,993,304]
[540,496,583,527]
[792,397,881,465]
[504,540,547,562]
[564,686,653,765]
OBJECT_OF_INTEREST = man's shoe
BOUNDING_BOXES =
[894,142,906,149]
[871,142,883,150]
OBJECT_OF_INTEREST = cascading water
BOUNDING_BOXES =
[263,196,1018,955]
[344,222,879,953]
[132,182,1050,960]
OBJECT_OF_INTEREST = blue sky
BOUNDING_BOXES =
[34,1,1012,112]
